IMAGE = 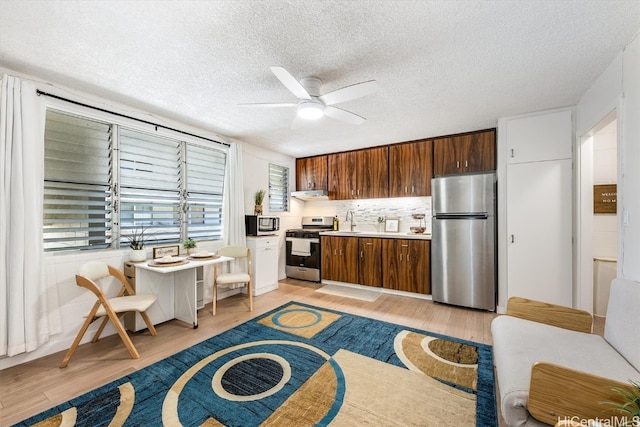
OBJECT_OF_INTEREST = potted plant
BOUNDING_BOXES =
[125,228,149,262]
[254,189,266,215]
[605,380,640,426]
[183,238,197,255]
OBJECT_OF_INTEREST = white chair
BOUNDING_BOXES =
[212,246,253,315]
[60,262,158,368]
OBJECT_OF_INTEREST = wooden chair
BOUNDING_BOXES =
[212,246,253,315]
[60,262,158,368]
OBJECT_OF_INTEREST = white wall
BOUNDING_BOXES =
[241,143,302,280]
[577,32,640,284]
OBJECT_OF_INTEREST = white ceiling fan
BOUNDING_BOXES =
[239,66,379,127]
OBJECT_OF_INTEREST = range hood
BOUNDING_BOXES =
[291,189,329,201]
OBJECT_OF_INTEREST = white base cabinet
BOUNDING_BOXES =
[247,236,279,296]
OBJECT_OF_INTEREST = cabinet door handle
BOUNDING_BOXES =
[357,189,360,195]
[511,234,515,243]
[465,160,468,168]
[360,250,364,258]
[399,253,403,261]
[351,189,355,196]
[407,253,410,261]
[339,249,343,256]
[511,149,515,158]
[365,242,373,245]
[334,249,337,255]
[456,161,460,168]
[411,185,415,193]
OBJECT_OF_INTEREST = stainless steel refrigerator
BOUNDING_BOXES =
[431,172,496,311]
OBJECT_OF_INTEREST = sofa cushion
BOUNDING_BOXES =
[492,315,640,427]
[604,278,640,371]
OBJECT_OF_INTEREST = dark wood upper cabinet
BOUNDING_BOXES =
[389,139,432,197]
[357,146,388,199]
[328,147,388,200]
[328,151,357,200]
[433,129,495,176]
[296,155,328,191]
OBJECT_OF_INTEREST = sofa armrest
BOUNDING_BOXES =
[506,297,593,333]
[529,362,632,426]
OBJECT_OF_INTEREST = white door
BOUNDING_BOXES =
[506,159,573,306]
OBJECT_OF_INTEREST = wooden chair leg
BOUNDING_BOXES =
[104,306,139,360]
[248,279,253,312]
[92,316,110,342]
[140,311,157,336]
[60,315,96,368]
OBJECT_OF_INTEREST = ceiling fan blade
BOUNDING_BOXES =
[324,106,366,125]
[319,80,379,105]
[270,66,311,100]
[238,102,298,108]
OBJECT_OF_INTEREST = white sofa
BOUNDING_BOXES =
[491,278,640,426]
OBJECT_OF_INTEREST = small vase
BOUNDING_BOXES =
[254,204,263,215]
[130,249,147,262]
[187,248,195,255]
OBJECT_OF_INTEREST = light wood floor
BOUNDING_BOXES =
[0,279,501,425]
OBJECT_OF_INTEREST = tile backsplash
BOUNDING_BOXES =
[303,196,432,233]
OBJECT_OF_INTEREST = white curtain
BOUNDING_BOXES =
[0,75,57,356]
[222,142,246,282]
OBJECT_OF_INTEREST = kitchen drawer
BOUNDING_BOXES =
[248,236,279,249]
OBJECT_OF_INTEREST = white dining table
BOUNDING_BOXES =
[133,255,233,329]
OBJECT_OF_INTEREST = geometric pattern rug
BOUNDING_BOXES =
[14,302,497,426]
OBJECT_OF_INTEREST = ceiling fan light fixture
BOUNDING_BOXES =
[297,101,324,120]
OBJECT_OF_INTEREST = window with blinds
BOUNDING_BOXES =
[119,128,182,246]
[185,144,226,240]
[43,109,227,252]
[268,163,289,212]
[44,110,113,251]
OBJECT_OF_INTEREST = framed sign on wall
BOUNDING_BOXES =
[593,184,617,214]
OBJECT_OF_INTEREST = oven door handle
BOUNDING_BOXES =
[286,237,320,244]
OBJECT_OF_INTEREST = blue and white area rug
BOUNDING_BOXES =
[15,302,497,426]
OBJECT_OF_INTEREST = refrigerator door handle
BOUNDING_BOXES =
[434,213,489,220]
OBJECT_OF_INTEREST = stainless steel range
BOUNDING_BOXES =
[285,216,334,282]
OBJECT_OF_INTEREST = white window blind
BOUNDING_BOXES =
[185,144,226,240]
[268,163,289,212]
[119,128,181,245]
[43,110,113,251]
[43,109,228,252]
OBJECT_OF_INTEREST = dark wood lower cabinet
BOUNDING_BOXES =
[358,238,382,287]
[321,236,430,294]
[321,236,359,284]
[382,239,431,294]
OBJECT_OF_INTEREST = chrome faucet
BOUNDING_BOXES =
[345,210,356,232]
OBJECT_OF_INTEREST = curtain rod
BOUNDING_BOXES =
[36,89,230,148]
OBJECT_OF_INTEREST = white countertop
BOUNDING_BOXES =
[319,231,431,240]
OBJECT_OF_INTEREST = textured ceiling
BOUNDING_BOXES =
[1,1,639,158]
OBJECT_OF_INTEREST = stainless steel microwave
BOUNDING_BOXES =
[245,215,280,236]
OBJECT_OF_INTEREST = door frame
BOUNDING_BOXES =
[575,104,621,313]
